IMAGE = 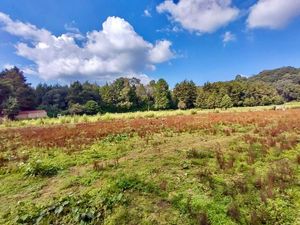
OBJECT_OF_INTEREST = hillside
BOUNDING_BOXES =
[250,66,300,84]
[249,67,300,101]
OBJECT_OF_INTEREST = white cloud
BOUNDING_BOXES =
[0,12,52,42]
[2,63,14,70]
[247,0,300,29]
[125,74,152,84]
[0,12,174,81]
[157,0,239,33]
[149,40,173,63]
[157,25,183,33]
[143,9,152,17]
[64,21,85,40]
[222,31,236,44]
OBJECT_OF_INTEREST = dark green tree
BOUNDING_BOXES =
[0,80,12,111]
[153,79,171,110]
[0,67,36,110]
[81,82,101,104]
[2,96,20,119]
[173,80,197,109]
[35,83,52,106]
[99,84,117,112]
[100,78,138,112]
[67,81,84,105]
[84,100,100,115]
[42,87,68,109]
[68,103,85,115]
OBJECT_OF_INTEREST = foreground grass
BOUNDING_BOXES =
[1,101,300,129]
[0,109,300,224]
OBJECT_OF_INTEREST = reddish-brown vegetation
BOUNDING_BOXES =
[1,109,300,150]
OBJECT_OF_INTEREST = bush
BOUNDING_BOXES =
[186,148,213,159]
[24,160,61,177]
[190,109,197,115]
[114,175,159,194]
[84,100,100,115]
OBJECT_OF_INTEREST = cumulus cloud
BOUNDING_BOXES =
[222,31,236,44]
[0,12,174,81]
[157,0,239,33]
[247,0,300,29]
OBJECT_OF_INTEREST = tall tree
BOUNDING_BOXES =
[67,81,84,105]
[0,80,12,110]
[2,96,20,119]
[101,78,138,112]
[100,84,117,112]
[84,100,100,115]
[173,80,197,109]
[153,79,172,110]
[220,94,233,109]
[0,67,36,110]
[35,83,52,106]
[81,82,101,104]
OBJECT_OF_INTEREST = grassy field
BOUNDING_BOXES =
[1,101,300,129]
[0,106,300,224]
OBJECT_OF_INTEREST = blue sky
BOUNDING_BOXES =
[0,0,300,87]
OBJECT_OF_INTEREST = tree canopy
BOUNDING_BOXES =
[0,66,297,118]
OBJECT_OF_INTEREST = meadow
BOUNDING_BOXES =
[0,105,300,224]
[1,101,300,129]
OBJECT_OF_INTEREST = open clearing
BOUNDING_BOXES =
[0,108,300,224]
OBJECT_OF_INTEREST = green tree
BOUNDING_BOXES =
[115,78,138,111]
[100,78,138,112]
[195,88,209,109]
[39,105,62,118]
[68,103,84,115]
[67,81,84,105]
[2,97,20,119]
[135,83,153,111]
[153,79,172,110]
[173,80,197,109]
[100,84,116,112]
[0,80,12,110]
[42,87,68,109]
[220,94,233,109]
[0,67,36,110]
[244,97,256,107]
[35,83,52,106]
[84,100,100,115]
[81,82,101,104]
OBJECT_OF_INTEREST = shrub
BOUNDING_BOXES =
[216,150,226,170]
[84,100,100,115]
[190,110,197,115]
[114,175,159,194]
[24,160,61,177]
[186,148,213,159]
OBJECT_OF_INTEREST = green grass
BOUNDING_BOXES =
[0,124,299,224]
[1,101,300,128]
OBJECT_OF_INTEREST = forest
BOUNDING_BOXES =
[1,66,300,118]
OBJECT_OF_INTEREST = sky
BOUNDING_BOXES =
[0,0,300,87]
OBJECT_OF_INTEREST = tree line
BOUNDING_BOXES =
[0,67,292,119]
